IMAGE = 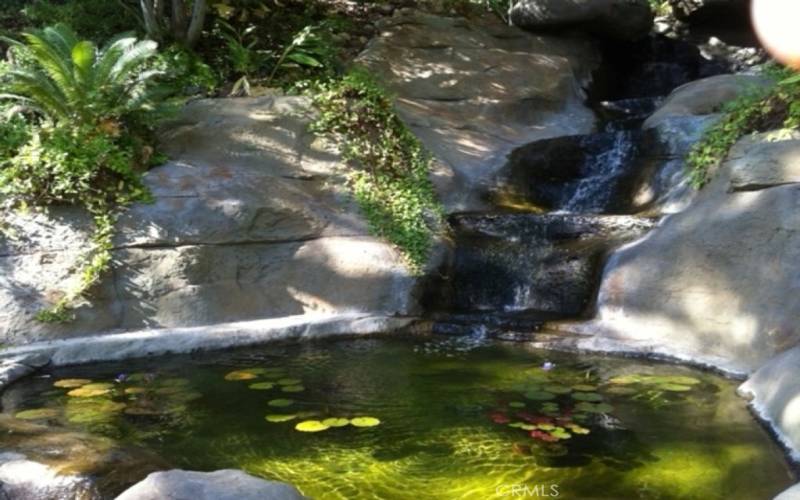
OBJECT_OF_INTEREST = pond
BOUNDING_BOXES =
[0,334,795,499]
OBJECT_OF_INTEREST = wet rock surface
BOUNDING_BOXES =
[115,470,305,500]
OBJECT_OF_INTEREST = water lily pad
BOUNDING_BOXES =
[608,375,643,385]
[550,428,571,440]
[530,429,559,442]
[537,423,556,431]
[224,370,259,381]
[53,379,92,389]
[265,414,297,423]
[350,416,381,427]
[571,392,603,402]
[124,387,147,395]
[541,402,559,412]
[567,424,591,435]
[524,390,555,401]
[295,420,329,432]
[248,382,275,390]
[575,402,614,414]
[154,386,187,395]
[508,401,526,408]
[665,376,701,386]
[66,400,125,424]
[277,378,302,386]
[509,422,537,431]
[268,399,294,407]
[661,383,693,392]
[543,384,571,394]
[572,384,598,391]
[322,418,350,428]
[67,387,111,398]
[282,385,305,393]
[15,408,59,420]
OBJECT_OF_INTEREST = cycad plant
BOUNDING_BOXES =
[0,24,162,129]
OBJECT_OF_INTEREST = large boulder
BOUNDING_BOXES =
[115,470,304,500]
[510,0,654,40]
[643,74,771,130]
[550,131,800,374]
[0,96,418,343]
[358,10,598,213]
[739,346,800,467]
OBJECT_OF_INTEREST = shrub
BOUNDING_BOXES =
[0,25,169,322]
[311,69,443,272]
[1,24,163,129]
[23,0,141,42]
[686,66,800,188]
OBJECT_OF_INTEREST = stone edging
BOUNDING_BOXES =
[0,313,416,369]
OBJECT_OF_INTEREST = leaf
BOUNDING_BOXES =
[276,378,302,385]
[285,52,322,68]
[224,370,258,381]
[265,414,297,423]
[571,392,603,402]
[322,418,350,427]
[524,390,556,401]
[350,416,381,427]
[53,378,92,388]
[572,384,598,391]
[124,387,147,395]
[248,382,275,390]
[295,420,330,432]
[508,401,526,408]
[661,383,692,392]
[268,399,294,407]
[282,385,305,393]
[543,384,571,394]
[15,408,60,420]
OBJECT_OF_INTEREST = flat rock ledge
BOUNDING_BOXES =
[115,470,305,500]
[0,313,414,367]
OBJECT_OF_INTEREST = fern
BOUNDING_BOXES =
[0,24,162,127]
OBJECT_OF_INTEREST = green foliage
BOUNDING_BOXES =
[311,69,443,272]
[1,24,163,128]
[22,0,141,42]
[0,26,168,322]
[150,46,220,95]
[268,24,335,86]
[217,19,266,95]
[686,66,800,188]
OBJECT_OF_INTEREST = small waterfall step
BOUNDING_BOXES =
[425,213,655,323]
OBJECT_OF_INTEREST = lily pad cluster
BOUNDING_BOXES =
[13,374,202,432]
[223,368,306,394]
[222,366,381,434]
[490,367,703,448]
[489,367,613,444]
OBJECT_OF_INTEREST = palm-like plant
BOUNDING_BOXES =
[0,24,161,128]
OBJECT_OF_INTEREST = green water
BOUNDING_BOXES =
[0,335,794,499]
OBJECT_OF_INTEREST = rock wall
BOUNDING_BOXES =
[0,12,599,345]
[0,97,416,343]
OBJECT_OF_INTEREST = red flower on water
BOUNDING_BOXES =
[530,430,559,442]
[490,412,510,424]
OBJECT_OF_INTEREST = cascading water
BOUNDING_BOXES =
[424,34,729,337]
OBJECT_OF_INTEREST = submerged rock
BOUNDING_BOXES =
[0,452,101,500]
[115,470,305,500]
[510,0,654,41]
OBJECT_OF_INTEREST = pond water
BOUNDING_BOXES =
[0,335,794,499]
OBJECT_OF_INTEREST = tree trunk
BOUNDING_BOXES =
[139,0,161,40]
[185,0,207,48]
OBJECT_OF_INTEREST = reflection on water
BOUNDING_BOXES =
[0,335,794,499]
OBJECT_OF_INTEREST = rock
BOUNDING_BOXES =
[667,0,747,20]
[728,131,800,191]
[552,132,800,374]
[643,74,771,130]
[115,470,304,500]
[0,96,418,343]
[359,10,598,213]
[510,0,654,40]
[775,483,800,500]
[739,346,800,466]
[0,453,101,500]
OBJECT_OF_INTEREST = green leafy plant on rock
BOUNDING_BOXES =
[686,66,800,188]
[311,69,443,273]
[0,24,166,322]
